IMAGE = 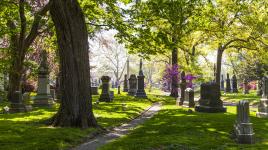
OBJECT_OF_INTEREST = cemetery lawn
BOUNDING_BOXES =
[0,93,166,150]
[100,98,268,150]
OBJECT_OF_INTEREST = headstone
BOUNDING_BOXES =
[118,85,121,94]
[135,59,147,98]
[33,51,54,107]
[257,76,268,118]
[232,75,238,93]
[91,86,99,95]
[22,92,33,111]
[178,71,186,105]
[257,80,262,96]
[243,79,249,94]
[183,88,195,108]
[99,76,112,102]
[128,74,137,96]
[123,74,128,92]
[195,82,226,113]
[234,100,254,144]
[9,91,26,113]
[225,73,231,93]
[220,74,225,91]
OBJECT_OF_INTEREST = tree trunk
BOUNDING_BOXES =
[170,47,178,98]
[8,60,23,101]
[216,47,224,87]
[49,0,97,128]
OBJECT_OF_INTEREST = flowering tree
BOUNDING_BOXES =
[184,74,197,88]
[162,64,180,95]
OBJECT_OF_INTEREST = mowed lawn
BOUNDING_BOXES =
[0,91,167,150]
[100,93,268,150]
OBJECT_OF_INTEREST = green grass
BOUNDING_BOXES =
[0,91,165,150]
[222,90,260,105]
[100,103,268,150]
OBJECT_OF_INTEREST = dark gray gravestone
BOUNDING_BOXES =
[243,79,249,94]
[232,75,238,93]
[257,76,268,118]
[10,91,26,113]
[22,92,33,111]
[183,88,195,108]
[91,86,99,95]
[123,74,128,92]
[33,51,54,107]
[128,74,137,96]
[234,100,254,144]
[178,71,186,105]
[225,73,231,93]
[195,82,226,113]
[220,74,225,91]
[99,76,112,102]
[135,59,147,98]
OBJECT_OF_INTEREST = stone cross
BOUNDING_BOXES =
[99,76,112,102]
[257,76,268,118]
[123,74,128,92]
[135,59,147,98]
[225,73,231,93]
[234,100,254,144]
[128,74,137,96]
[178,71,186,105]
[232,75,238,93]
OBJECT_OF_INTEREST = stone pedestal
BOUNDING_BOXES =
[128,74,137,96]
[135,60,147,98]
[9,91,27,113]
[257,76,268,118]
[234,100,254,144]
[243,79,249,94]
[99,76,112,102]
[123,74,128,92]
[178,71,186,105]
[183,88,195,108]
[195,82,226,113]
[91,86,99,95]
[232,75,238,93]
[225,73,231,93]
[220,75,225,91]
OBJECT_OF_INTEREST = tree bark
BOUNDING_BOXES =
[216,47,224,87]
[170,46,179,98]
[49,0,98,128]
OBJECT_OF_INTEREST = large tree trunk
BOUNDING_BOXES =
[49,0,97,128]
[170,47,179,98]
[216,47,224,87]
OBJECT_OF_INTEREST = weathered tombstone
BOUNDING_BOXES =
[22,92,33,111]
[135,59,147,98]
[123,74,128,92]
[9,91,26,113]
[234,100,254,144]
[257,76,268,118]
[178,71,186,105]
[195,82,226,113]
[243,79,249,94]
[225,73,231,93]
[33,51,53,107]
[91,86,99,95]
[99,76,112,102]
[183,88,195,108]
[257,80,262,96]
[232,75,238,93]
[128,74,137,96]
[220,74,225,91]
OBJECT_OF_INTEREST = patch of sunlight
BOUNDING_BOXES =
[39,126,57,129]
[207,128,216,132]
[265,122,268,126]
[218,131,228,135]
[146,130,159,134]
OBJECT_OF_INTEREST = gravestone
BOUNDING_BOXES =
[118,85,121,94]
[135,59,147,98]
[183,88,195,108]
[234,100,254,144]
[10,91,26,113]
[257,80,262,96]
[99,76,112,102]
[91,86,99,95]
[232,75,238,93]
[220,74,225,91]
[109,91,114,100]
[257,76,268,118]
[123,74,128,92]
[195,82,226,113]
[33,51,54,107]
[178,71,186,105]
[128,74,137,96]
[243,79,249,94]
[225,73,231,93]
[22,92,33,111]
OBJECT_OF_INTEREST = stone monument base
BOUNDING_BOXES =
[256,98,268,118]
[9,103,27,113]
[128,90,136,96]
[99,94,112,102]
[33,94,54,107]
[182,101,195,108]
[135,90,147,98]
[195,105,226,113]
[234,123,255,144]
